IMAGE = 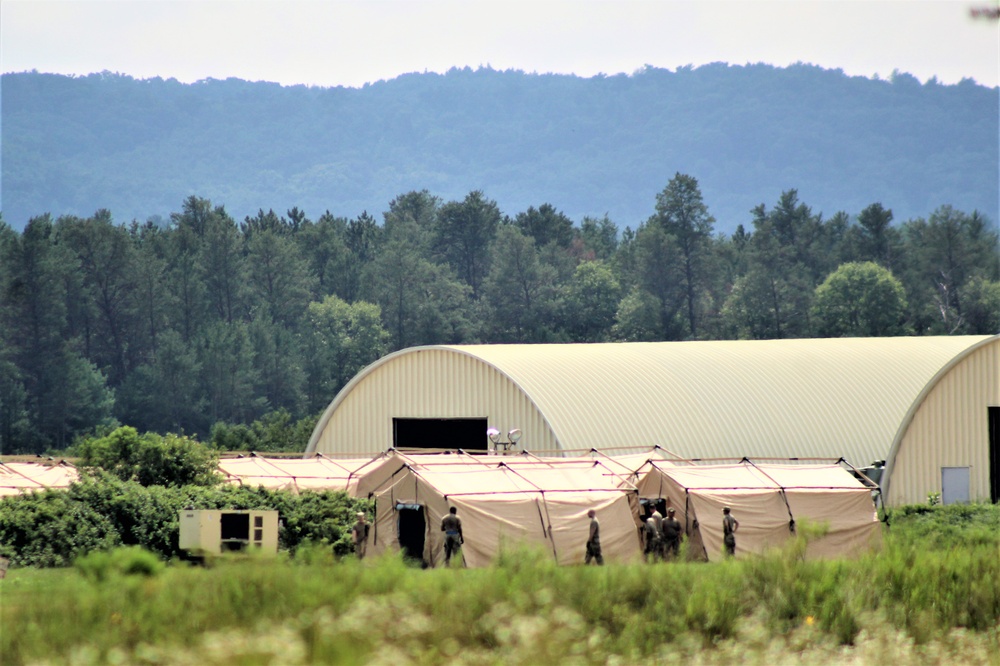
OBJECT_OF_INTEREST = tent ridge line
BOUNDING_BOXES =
[438,488,629,497]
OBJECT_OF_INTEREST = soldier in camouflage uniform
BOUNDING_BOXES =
[584,509,603,565]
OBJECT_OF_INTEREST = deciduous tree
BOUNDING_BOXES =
[812,262,908,337]
[303,295,389,413]
[565,261,621,341]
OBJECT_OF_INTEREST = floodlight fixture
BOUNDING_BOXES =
[507,428,522,443]
[487,427,501,443]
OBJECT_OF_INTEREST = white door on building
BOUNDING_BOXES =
[941,467,970,505]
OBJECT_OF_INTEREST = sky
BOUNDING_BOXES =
[1,0,998,89]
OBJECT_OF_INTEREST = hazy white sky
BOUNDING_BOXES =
[2,0,998,88]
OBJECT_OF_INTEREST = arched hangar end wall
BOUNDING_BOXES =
[885,336,1000,505]
[306,347,557,456]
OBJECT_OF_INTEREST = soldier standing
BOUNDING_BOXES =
[722,507,739,557]
[662,507,682,559]
[351,512,370,559]
[584,509,604,565]
[441,506,464,565]
[643,514,661,562]
[647,503,664,558]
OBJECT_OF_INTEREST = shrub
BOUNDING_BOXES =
[76,426,219,487]
[887,502,1000,550]
[76,545,164,581]
[0,489,120,567]
[68,472,191,559]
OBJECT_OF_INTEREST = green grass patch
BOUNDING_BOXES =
[1,503,998,664]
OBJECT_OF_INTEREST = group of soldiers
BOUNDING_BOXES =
[641,503,684,561]
[642,503,740,560]
[350,502,738,565]
[349,507,465,565]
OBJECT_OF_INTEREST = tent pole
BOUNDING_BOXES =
[538,492,560,563]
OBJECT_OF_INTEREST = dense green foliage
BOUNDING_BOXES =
[0,473,370,567]
[0,504,997,664]
[207,409,319,453]
[1,183,997,452]
[76,426,220,487]
[3,65,997,232]
[812,262,908,336]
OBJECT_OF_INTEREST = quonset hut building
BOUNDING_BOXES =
[306,335,1000,507]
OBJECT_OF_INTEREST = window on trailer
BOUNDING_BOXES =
[393,418,489,451]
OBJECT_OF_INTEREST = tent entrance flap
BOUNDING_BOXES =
[393,418,488,451]
[395,503,426,562]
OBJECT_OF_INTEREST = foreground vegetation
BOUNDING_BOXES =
[1,504,998,665]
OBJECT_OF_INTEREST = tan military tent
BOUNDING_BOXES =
[348,450,487,499]
[215,447,673,499]
[351,447,662,500]
[218,450,565,497]
[215,451,880,564]
[217,455,380,494]
[0,461,78,496]
[371,461,642,567]
[634,460,881,561]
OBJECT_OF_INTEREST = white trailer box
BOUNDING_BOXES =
[178,509,279,556]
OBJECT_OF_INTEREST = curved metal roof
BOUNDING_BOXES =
[436,336,995,467]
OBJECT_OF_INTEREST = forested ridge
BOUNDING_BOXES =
[2,64,997,231]
[1,177,997,452]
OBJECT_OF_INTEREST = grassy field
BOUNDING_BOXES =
[1,503,998,665]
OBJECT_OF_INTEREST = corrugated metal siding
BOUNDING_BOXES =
[454,337,991,466]
[887,339,1000,505]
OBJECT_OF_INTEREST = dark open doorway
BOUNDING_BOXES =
[396,503,426,565]
[640,497,668,518]
[989,407,999,503]
[393,418,488,451]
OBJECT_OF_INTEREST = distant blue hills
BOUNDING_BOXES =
[2,64,997,232]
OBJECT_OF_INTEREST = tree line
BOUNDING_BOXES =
[1,178,997,452]
[4,66,997,234]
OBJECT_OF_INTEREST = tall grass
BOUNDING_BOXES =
[2,504,998,665]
